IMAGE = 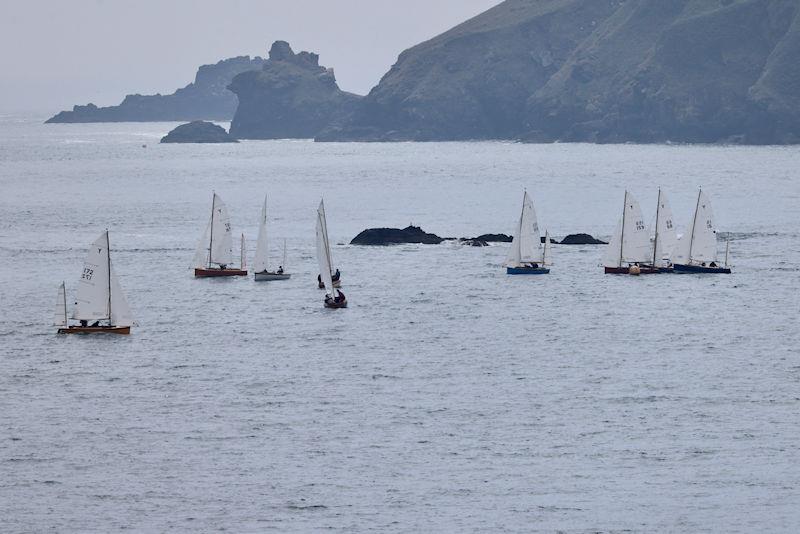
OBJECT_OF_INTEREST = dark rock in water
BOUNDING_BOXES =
[319,0,800,144]
[471,233,513,243]
[540,236,557,244]
[560,233,607,245]
[461,239,489,247]
[351,226,443,245]
[228,41,361,139]
[160,121,237,144]
[46,56,265,123]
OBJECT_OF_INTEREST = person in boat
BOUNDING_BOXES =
[91,321,100,327]
[525,262,539,269]
[710,262,717,268]
[220,263,228,270]
[333,269,340,280]
[317,274,322,284]
[80,320,87,327]
[277,266,284,274]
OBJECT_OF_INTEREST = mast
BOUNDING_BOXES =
[106,230,112,324]
[240,233,245,269]
[688,188,702,264]
[652,188,662,267]
[619,191,627,267]
[61,281,67,326]
[516,191,526,264]
[208,192,215,268]
[283,238,287,268]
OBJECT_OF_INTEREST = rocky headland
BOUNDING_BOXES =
[46,56,265,123]
[228,41,361,139]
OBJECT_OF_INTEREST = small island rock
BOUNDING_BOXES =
[160,121,238,143]
[560,233,607,245]
[351,226,443,246]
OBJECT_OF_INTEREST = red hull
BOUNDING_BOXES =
[58,326,130,335]
[604,266,661,275]
[195,268,247,277]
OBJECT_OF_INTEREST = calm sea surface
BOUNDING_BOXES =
[1,117,799,532]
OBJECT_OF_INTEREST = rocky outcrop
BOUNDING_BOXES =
[560,233,606,245]
[470,233,513,243]
[160,121,237,143]
[319,0,800,144]
[46,56,265,123]
[350,226,443,245]
[228,41,361,139]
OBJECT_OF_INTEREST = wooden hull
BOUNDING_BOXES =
[324,291,347,309]
[604,265,661,275]
[254,271,291,281]
[195,268,248,277]
[672,263,731,274]
[58,326,130,335]
[507,266,550,275]
[318,278,341,288]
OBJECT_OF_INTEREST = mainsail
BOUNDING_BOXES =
[209,193,233,267]
[504,191,542,267]
[318,200,335,275]
[54,281,67,327]
[316,204,338,298]
[253,195,269,272]
[192,219,211,269]
[72,232,111,321]
[653,189,677,267]
[604,191,651,267]
[674,189,718,265]
[542,230,552,265]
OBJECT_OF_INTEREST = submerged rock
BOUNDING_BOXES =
[350,226,443,245]
[560,233,607,245]
[160,121,237,143]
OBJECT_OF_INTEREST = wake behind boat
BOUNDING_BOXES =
[503,191,551,275]
[193,192,247,277]
[56,230,134,335]
[672,189,731,273]
[316,199,347,308]
[253,195,291,281]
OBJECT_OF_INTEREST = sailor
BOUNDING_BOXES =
[80,320,88,327]
[277,266,284,274]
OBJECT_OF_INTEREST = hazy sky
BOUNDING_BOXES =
[0,0,500,115]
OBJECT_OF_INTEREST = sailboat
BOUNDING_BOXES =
[603,191,660,274]
[316,199,346,308]
[56,231,134,335]
[316,199,341,289]
[253,195,291,281]
[193,192,247,277]
[503,191,550,274]
[672,188,731,273]
[651,188,678,272]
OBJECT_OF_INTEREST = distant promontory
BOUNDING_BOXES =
[46,56,265,123]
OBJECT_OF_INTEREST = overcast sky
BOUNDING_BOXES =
[0,0,500,115]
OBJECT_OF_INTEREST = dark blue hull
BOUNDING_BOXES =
[507,267,550,275]
[672,263,731,274]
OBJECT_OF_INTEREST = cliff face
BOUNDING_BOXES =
[46,56,265,123]
[227,41,361,139]
[321,0,800,144]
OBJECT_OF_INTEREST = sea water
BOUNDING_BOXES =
[1,117,799,532]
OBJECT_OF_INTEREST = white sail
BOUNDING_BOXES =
[54,282,67,327]
[653,189,677,267]
[253,195,269,272]
[240,233,247,270]
[193,218,211,269]
[282,239,287,270]
[210,193,233,266]
[541,230,552,265]
[109,263,134,327]
[72,231,111,321]
[318,200,335,275]
[316,207,337,298]
[674,189,718,265]
[603,221,623,268]
[504,191,542,267]
[621,191,652,263]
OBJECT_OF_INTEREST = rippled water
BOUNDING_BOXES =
[2,118,799,532]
